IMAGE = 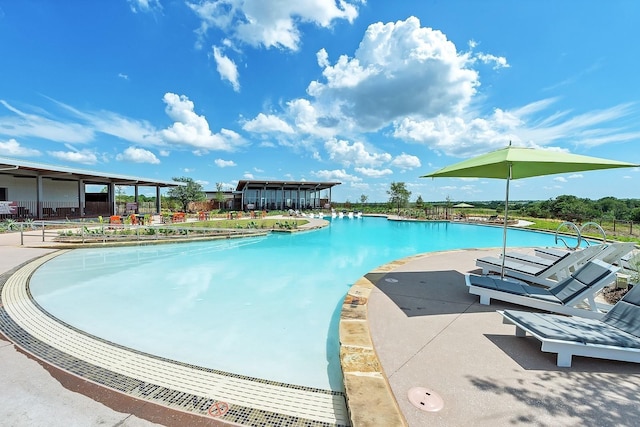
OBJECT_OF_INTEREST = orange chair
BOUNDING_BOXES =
[109,215,122,224]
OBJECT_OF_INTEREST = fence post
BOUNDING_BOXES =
[20,223,24,246]
[42,221,45,242]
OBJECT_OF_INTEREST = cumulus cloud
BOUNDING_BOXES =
[48,149,98,164]
[324,138,392,167]
[212,46,240,91]
[215,158,237,167]
[188,0,359,51]
[160,93,244,152]
[305,16,479,131]
[354,167,393,178]
[553,176,567,183]
[312,168,360,182]
[391,153,421,169]
[0,138,41,157]
[243,113,294,133]
[116,146,160,164]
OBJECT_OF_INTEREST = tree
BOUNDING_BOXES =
[387,182,411,216]
[214,182,226,211]
[415,195,424,209]
[167,177,205,212]
[360,194,368,205]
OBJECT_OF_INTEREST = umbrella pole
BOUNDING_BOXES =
[500,166,512,279]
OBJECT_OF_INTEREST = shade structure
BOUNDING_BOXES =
[422,145,638,278]
[453,203,474,208]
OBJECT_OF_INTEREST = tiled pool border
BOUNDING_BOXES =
[0,251,349,427]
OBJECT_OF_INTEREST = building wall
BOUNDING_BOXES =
[0,175,78,202]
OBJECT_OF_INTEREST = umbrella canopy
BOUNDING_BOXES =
[453,203,474,208]
[422,145,638,278]
[422,146,636,180]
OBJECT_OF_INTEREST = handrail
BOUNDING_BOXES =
[579,221,607,244]
[555,221,582,250]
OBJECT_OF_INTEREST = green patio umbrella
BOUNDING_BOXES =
[421,145,638,278]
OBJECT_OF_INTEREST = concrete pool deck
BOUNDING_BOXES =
[1,226,640,426]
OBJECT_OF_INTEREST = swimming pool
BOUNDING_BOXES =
[29,217,567,392]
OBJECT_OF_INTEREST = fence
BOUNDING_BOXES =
[16,220,269,246]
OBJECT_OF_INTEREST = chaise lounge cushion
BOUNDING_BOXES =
[501,310,640,348]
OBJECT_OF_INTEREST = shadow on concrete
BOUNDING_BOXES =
[367,270,497,317]
[466,366,640,425]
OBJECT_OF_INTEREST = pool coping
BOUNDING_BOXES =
[338,255,427,427]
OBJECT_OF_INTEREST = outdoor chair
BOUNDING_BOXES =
[500,282,640,367]
[466,259,618,319]
[535,242,638,268]
[475,244,606,287]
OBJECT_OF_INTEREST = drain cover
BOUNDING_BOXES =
[407,387,444,412]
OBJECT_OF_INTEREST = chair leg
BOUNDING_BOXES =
[515,326,527,337]
[557,352,573,367]
[479,295,491,305]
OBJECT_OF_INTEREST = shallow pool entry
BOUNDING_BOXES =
[407,386,444,412]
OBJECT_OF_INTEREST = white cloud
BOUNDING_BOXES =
[312,168,361,182]
[354,167,393,178]
[243,113,294,133]
[305,16,479,131]
[243,172,255,179]
[568,174,583,179]
[212,46,240,91]
[553,177,567,183]
[215,158,237,167]
[116,146,160,164]
[0,100,94,143]
[188,0,359,51]
[391,153,421,169]
[0,138,41,157]
[48,150,98,164]
[324,138,391,167]
[127,0,162,13]
[160,93,244,152]
[118,73,129,80]
[474,53,509,70]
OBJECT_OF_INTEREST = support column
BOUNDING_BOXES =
[36,175,43,219]
[156,186,161,213]
[78,179,85,217]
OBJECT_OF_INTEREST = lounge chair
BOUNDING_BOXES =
[466,259,618,319]
[536,242,637,268]
[475,244,606,286]
[499,282,640,367]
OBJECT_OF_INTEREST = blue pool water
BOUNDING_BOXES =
[29,217,568,391]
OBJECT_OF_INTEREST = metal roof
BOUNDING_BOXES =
[235,180,340,191]
[0,157,181,187]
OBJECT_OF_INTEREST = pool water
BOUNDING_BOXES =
[29,217,568,391]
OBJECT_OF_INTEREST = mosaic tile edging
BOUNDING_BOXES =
[0,251,349,427]
[338,251,463,427]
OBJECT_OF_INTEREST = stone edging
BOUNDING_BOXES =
[338,255,427,427]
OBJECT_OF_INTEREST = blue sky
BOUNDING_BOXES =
[1,1,639,203]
